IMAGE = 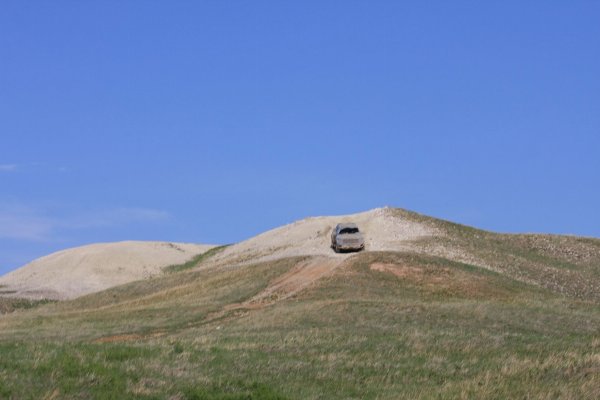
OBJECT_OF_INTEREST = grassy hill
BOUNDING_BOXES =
[0,209,599,399]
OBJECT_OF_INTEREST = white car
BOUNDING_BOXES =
[331,223,365,253]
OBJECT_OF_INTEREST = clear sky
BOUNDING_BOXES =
[1,2,599,275]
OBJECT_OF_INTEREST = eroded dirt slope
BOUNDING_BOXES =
[207,207,441,268]
[0,241,215,300]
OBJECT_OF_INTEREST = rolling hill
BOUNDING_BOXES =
[0,241,216,300]
[0,207,599,399]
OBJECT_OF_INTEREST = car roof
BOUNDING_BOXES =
[337,223,358,230]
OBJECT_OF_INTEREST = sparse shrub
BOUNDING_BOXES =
[173,342,184,354]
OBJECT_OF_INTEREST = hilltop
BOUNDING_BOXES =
[0,241,216,300]
[4,207,598,303]
[0,207,599,399]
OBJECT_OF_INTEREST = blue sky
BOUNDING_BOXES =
[1,2,599,275]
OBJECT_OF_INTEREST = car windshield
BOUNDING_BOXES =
[339,228,359,234]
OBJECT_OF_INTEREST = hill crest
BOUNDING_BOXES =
[0,241,215,300]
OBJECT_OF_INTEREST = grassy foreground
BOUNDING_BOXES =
[0,247,599,399]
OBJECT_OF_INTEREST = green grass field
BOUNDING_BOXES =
[1,211,599,399]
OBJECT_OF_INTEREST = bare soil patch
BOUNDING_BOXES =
[369,261,509,299]
[206,207,442,269]
[0,241,216,300]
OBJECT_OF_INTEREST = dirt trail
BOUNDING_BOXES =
[245,256,343,306]
[206,256,345,323]
[92,256,346,343]
[91,332,166,344]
